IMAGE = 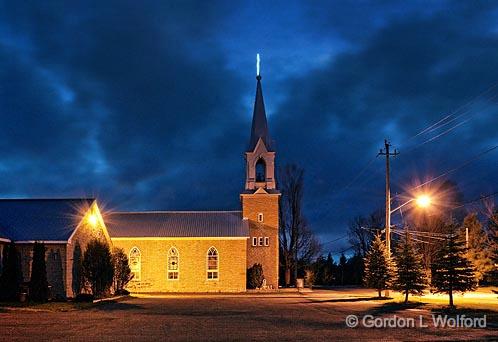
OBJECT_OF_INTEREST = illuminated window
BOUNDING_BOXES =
[129,247,141,281]
[258,213,264,222]
[207,247,219,280]
[167,247,179,280]
[252,237,257,246]
[264,237,269,246]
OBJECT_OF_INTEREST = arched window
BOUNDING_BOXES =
[255,158,266,182]
[167,247,179,280]
[207,247,219,280]
[129,247,141,281]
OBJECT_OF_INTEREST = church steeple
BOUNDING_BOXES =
[244,55,276,191]
[248,74,272,151]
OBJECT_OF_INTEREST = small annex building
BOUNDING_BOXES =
[0,73,280,296]
[0,199,110,299]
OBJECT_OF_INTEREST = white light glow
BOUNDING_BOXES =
[88,213,98,227]
[416,195,431,208]
[256,53,260,76]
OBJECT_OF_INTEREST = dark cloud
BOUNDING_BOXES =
[272,2,498,251]
[0,1,497,255]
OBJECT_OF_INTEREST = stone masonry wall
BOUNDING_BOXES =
[111,238,247,293]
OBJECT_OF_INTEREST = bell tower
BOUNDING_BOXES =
[241,56,280,289]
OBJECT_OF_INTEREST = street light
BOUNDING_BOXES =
[416,195,431,208]
[390,194,433,214]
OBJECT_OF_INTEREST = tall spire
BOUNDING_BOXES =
[248,54,272,151]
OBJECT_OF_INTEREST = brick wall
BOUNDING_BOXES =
[241,193,279,288]
[111,238,247,292]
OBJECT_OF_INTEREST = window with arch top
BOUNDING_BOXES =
[167,247,179,280]
[207,247,219,280]
[255,158,266,182]
[129,247,141,281]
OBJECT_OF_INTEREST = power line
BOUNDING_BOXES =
[406,81,498,143]
[449,190,498,210]
[392,144,498,201]
[320,234,349,246]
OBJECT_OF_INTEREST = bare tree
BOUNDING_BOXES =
[279,164,320,286]
[348,210,383,258]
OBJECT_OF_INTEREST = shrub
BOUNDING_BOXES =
[82,239,114,298]
[247,263,264,289]
[74,293,94,302]
[112,248,133,294]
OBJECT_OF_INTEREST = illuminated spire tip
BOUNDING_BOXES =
[256,53,260,78]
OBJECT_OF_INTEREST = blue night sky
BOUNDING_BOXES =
[0,1,497,255]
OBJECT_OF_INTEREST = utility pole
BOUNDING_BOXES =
[379,139,398,297]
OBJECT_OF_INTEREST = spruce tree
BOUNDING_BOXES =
[0,242,22,301]
[460,213,493,283]
[29,242,49,302]
[486,210,498,285]
[431,224,477,307]
[324,253,335,285]
[364,234,395,297]
[392,232,427,303]
[339,253,347,285]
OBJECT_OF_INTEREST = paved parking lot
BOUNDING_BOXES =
[1,290,497,341]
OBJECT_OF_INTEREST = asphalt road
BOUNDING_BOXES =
[1,289,497,341]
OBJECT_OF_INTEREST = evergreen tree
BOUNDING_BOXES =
[460,213,493,283]
[392,232,427,303]
[324,253,335,285]
[29,242,49,302]
[312,256,326,285]
[486,210,498,285]
[82,239,114,297]
[431,224,477,307]
[338,253,347,285]
[71,243,83,296]
[364,234,395,297]
[0,242,22,301]
[346,253,364,285]
[112,248,133,294]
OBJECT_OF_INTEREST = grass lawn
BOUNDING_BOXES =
[0,296,130,312]
[1,289,497,340]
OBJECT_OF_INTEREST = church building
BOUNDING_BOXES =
[0,72,280,295]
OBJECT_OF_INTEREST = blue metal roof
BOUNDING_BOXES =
[0,198,95,241]
[106,211,249,238]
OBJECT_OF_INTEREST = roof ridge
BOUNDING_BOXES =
[110,210,242,214]
[0,198,95,202]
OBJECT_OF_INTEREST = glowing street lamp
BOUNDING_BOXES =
[390,194,433,214]
[416,195,432,208]
[87,213,98,227]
